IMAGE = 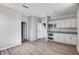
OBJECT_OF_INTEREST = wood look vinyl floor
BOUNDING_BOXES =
[0,39,78,55]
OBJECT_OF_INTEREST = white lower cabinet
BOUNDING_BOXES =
[53,33,77,45]
[54,33,64,43]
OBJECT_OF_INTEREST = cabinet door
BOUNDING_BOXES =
[54,33,61,42]
[54,33,64,43]
[56,21,60,28]
[65,20,70,28]
[61,20,66,28]
[70,19,76,28]
[64,34,77,45]
[58,34,64,42]
[64,34,71,44]
[37,23,42,38]
[59,20,64,28]
[70,34,77,45]
[53,33,58,42]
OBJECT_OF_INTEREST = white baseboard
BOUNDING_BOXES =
[0,42,21,51]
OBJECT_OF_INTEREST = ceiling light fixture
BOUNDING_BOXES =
[22,5,29,9]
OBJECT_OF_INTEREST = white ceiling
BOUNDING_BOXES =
[0,3,77,17]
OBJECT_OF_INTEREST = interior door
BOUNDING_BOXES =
[21,22,27,42]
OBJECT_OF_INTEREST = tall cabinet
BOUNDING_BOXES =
[28,16,37,41]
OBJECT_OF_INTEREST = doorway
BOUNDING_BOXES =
[21,22,27,42]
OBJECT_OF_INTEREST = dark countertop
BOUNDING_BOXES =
[48,31,77,34]
[48,28,77,34]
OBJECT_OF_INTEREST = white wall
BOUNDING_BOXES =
[0,5,21,50]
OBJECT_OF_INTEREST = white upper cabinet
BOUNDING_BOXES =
[69,18,77,28]
[64,20,70,28]
[54,18,76,28]
[60,20,65,28]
